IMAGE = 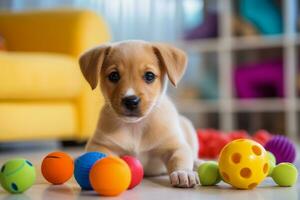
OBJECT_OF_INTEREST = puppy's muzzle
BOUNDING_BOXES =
[122,95,141,114]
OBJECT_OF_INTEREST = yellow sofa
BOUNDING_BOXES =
[0,10,110,142]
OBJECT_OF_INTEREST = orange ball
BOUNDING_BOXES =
[89,156,131,196]
[41,152,74,184]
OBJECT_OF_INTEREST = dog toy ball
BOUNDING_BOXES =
[271,163,298,187]
[264,135,296,164]
[121,156,144,189]
[227,130,249,141]
[89,156,131,196]
[266,151,276,176]
[41,152,74,184]
[252,129,273,145]
[0,159,36,193]
[74,152,106,190]
[219,139,269,189]
[197,129,230,159]
[267,151,276,164]
[197,161,221,186]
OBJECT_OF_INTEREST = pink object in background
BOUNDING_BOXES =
[234,59,284,98]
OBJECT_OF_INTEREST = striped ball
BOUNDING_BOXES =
[264,135,296,164]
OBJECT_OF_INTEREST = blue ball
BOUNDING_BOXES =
[74,152,106,190]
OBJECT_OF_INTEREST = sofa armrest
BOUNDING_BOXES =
[0,9,110,57]
[76,81,103,140]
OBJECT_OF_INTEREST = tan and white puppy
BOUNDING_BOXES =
[79,40,199,188]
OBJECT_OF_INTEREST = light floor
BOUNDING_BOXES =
[0,147,299,200]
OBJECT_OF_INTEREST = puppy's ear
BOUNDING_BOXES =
[152,43,187,87]
[79,45,111,89]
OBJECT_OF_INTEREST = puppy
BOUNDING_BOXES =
[79,40,199,188]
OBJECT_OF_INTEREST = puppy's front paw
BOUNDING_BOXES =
[169,170,199,188]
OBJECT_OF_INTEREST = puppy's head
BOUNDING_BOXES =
[79,41,187,123]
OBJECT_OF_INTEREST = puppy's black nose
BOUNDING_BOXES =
[122,95,140,111]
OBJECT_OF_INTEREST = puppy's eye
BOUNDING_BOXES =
[108,71,120,83]
[143,71,156,84]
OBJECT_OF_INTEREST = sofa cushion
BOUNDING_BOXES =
[0,102,77,141]
[0,52,83,99]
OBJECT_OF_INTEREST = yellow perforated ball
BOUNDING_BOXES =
[218,139,269,189]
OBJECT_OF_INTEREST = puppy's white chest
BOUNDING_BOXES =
[137,152,166,176]
[121,126,144,155]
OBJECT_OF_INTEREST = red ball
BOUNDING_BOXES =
[121,156,144,189]
[252,129,273,145]
[197,129,230,159]
[227,130,249,141]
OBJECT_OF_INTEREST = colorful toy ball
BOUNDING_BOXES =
[264,135,296,164]
[0,159,36,193]
[227,130,249,141]
[41,152,74,185]
[74,152,106,190]
[271,162,298,187]
[89,156,131,196]
[252,129,273,145]
[197,129,230,159]
[219,139,269,189]
[197,161,221,186]
[121,156,144,189]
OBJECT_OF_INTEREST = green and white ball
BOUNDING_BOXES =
[0,159,36,193]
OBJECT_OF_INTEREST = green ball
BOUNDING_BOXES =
[267,151,276,176]
[272,163,298,187]
[0,159,36,193]
[197,161,221,186]
[267,151,276,164]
